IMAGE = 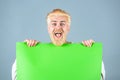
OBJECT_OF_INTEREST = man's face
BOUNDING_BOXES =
[48,15,70,46]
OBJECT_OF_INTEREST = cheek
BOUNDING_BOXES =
[63,26,70,33]
[48,26,54,33]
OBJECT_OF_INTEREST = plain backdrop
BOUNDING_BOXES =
[0,0,120,80]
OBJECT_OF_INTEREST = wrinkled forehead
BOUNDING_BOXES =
[49,15,68,22]
[47,13,69,22]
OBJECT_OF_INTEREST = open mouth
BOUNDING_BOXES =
[54,32,62,38]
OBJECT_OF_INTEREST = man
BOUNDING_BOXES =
[12,9,105,80]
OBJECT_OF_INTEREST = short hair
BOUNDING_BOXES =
[47,9,71,25]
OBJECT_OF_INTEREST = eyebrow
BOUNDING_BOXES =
[60,21,66,23]
[51,20,56,22]
[51,21,66,23]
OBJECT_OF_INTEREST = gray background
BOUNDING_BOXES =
[0,0,120,80]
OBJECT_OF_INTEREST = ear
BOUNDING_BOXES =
[47,26,50,33]
[67,25,70,32]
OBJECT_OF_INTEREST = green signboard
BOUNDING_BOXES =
[16,42,102,80]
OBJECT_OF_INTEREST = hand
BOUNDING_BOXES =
[24,39,39,47]
[82,39,95,47]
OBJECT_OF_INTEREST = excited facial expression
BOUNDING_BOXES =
[48,15,70,46]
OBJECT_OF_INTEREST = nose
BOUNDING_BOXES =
[56,24,62,29]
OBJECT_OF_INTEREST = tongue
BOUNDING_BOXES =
[56,33,61,37]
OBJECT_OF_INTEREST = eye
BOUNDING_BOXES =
[60,23,65,26]
[52,23,57,26]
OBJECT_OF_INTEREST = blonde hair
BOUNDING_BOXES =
[47,9,71,25]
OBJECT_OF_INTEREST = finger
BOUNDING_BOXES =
[90,39,95,46]
[24,39,30,46]
[32,40,36,46]
[82,40,86,46]
[30,40,34,47]
[90,39,95,43]
[31,40,38,46]
[34,40,38,46]
[82,41,85,45]
[86,40,91,47]
[26,40,30,47]
[30,40,33,46]
[82,40,88,46]
[28,40,32,47]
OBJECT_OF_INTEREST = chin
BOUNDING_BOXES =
[53,41,64,46]
[51,38,66,46]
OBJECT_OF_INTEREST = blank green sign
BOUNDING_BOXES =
[16,42,102,80]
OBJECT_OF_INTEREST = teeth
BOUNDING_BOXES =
[55,33,62,37]
[55,33,61,34]
[55,32,61,35]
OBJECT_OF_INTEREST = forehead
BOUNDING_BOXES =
[49,15,68,22]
